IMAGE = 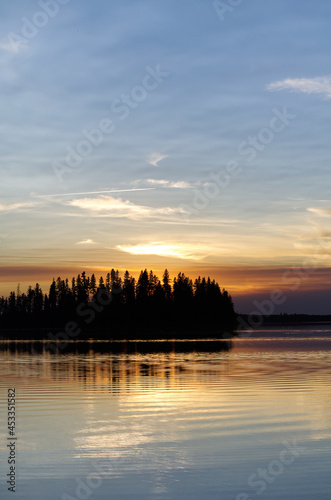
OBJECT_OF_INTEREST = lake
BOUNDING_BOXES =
[1,328,331,499]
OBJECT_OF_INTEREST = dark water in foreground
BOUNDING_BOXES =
[0,328,331,499]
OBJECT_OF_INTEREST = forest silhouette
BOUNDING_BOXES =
[0,269,236,339]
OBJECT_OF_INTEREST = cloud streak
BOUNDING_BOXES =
[76,239,97,245]
[267,77,331,99]
[67,195,187,220]
[308,207,331,217]
[34,188,155,198]
[0,202,38,212]
[135,179,210,189]
[117,242,209,260]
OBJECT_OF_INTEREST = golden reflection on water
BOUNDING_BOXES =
[0,337,331,472]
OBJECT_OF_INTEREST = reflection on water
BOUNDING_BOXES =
[0,332,331,500]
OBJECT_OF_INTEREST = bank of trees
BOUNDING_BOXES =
[0,269,236,335]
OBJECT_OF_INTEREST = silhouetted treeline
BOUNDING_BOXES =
[0,269,236,337]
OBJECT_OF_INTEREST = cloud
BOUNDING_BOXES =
[34,188,154,198]
[67,195,187,220]
[145,179,169,186]
[117,242,208,260]
[137,179,210,189]
[147,153,168,167]
[267,77,331,99]
[308,207,331,217]
[0,202,38,212]
[76,239,97,245]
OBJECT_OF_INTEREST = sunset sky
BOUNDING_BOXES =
[1,0,331,313]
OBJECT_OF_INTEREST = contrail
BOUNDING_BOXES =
[34,188,155,198]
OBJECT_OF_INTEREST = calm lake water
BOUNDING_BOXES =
[1,328,331,500]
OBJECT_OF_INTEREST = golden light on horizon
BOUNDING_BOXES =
[116,243,207,261]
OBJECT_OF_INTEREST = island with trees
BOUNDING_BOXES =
[0,269,236,340]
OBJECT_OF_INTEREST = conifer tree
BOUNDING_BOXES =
[162,269,172,301]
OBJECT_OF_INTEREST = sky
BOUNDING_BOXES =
[0,0,331,314]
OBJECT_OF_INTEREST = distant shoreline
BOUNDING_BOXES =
[238,314,331,327]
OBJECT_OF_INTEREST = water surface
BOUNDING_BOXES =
[1,329,330,499]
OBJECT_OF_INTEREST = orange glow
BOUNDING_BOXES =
[1,264,330,301]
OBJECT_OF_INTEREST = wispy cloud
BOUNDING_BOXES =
[34,188,154,198]
[308,207,331,217]
[144,179,169,186]
[76,239,97,245]
[147,153,168,167]
[267,77,331,99]
[117,242,208,260]
[67,195,187,220]
[135,179,210,189]
[0,202,38,212]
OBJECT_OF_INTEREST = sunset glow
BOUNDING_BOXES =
[0,1,330,314]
